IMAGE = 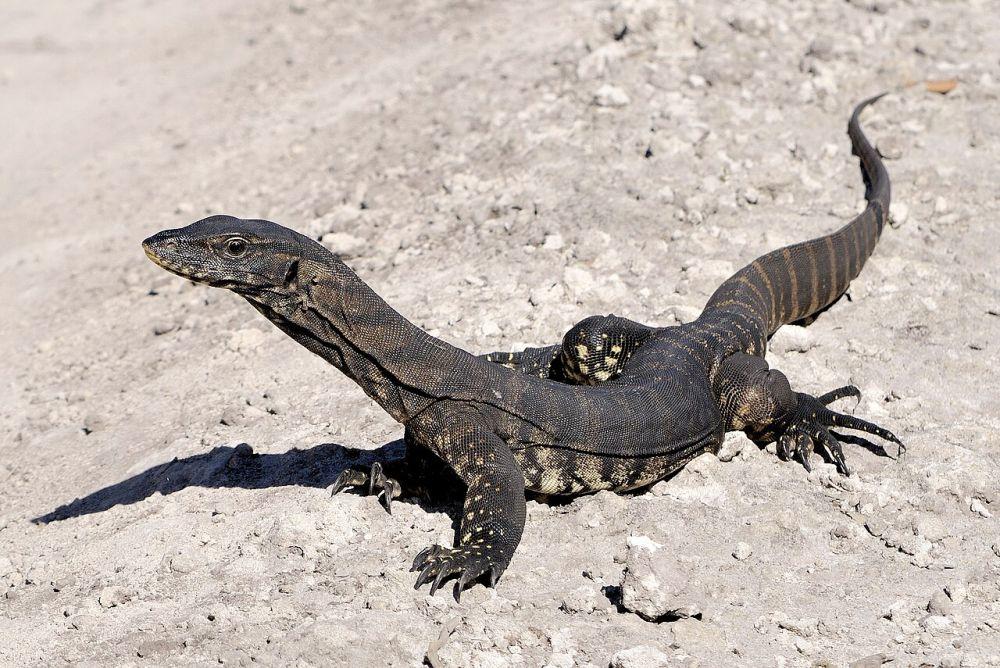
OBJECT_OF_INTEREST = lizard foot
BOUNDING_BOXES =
[776,387,904,476]
[410,542,501,601]
[330,462,401,513]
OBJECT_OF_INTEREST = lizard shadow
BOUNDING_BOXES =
[32,439,463,527]
[32,430,893,526]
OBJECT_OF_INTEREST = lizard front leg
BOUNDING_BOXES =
[481,345,562,378]
[408,416,526,600]
[481,314,653,385]
[714,353,903,474]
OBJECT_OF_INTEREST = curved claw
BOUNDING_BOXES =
[817,385,861,406]
[776,389,903,476]
[453,559,494,602]
[454,570,476,602]
[795,432,814,472]
[820,409,904,454]
[777,433,795,461]
[411,543,501,599]
[411,545,440,572]
[430,561,458,596]
[367,462,402,514]
[414,565,436,590]
[330,464,401,514]
[813,424,850,475]
[368,462,384,498]
[330,469,367,496]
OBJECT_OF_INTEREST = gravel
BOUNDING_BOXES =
[3,0,999,665]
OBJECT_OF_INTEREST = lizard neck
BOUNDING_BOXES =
[240,248,479,424]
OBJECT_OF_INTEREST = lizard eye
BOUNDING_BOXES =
[224,237,248,257]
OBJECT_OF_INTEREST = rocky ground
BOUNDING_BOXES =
[2,0,999,665]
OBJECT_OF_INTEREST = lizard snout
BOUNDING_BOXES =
[142,231,183,272]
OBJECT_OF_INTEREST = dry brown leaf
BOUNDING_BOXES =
[925,78,958,94]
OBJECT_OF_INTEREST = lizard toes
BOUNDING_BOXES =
[367,462,402,514]
[414,564,437,590]
[430,560,460,596]
[330,464,401,513]
[413,547,456,593]
[453,560,494,602]
[412,544,500,598]
[330,468,367,496]
[411,544,442,572]
[794,431,814,472]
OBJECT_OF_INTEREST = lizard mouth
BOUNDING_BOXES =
[143,241,187,275]
[142,239,243,288]
[141,238,207,282]
[142,243,169,268]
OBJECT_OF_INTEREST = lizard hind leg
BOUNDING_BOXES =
[715,353,903,475]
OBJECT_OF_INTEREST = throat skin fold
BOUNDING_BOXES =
[241,251,492,424]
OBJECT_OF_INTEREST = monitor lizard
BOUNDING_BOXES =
[143,94,903,600]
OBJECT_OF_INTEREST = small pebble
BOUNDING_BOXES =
[610,645,671,668]
[921,615,952,633]
[151,320,176,336]
[98,586,130,608]
[927,589,954,616]
[716,431,749,462]
[775,613,819,638]
[769,325,814,353]
[542,233,564,250]
[945,581,967,604]
[688,73,708,88]
[227,328,267,353]
[831,524,853,539]
[889,201,909,226]
[970,499,992,518]
[593,84,630,107]
[849,654,888,668]
[807,37,835,60]
[560,586,599,614]
[563,266,596,302]
[480,319,502,338]
[620,536,703,620]
[733,542,752,561]
[877,136,903,160]
[914,515,949,542]
[320,232,366,258]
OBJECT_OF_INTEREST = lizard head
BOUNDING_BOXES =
[142,215,311,294]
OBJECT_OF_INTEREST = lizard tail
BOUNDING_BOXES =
[703,93,892,343]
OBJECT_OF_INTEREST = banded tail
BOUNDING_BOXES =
[704,94,891,341]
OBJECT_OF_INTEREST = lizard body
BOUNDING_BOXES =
[143,95,902,598]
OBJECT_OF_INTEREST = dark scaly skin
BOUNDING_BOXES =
[482,314,653,385]
[143,95,902,599]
